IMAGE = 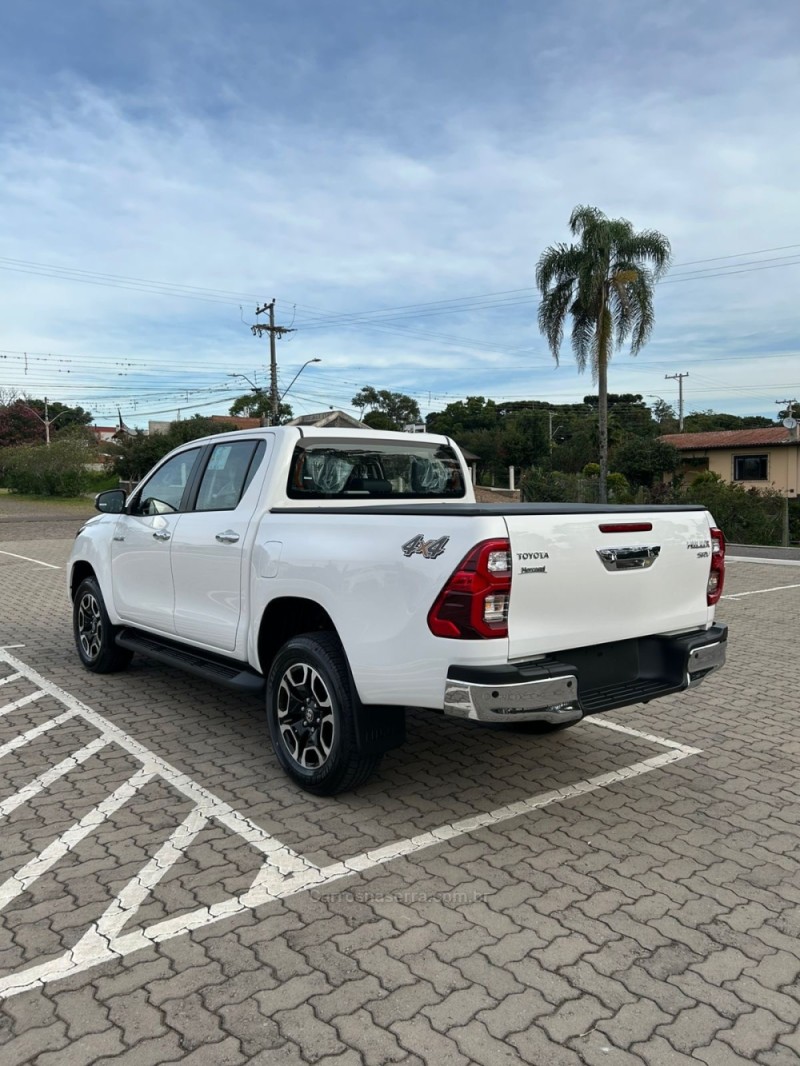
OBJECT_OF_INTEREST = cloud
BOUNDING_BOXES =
[0,0,799,424]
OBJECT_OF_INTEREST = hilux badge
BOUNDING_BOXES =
[402,534,449,559]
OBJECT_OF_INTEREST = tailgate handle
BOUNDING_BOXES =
[597,545,660,571]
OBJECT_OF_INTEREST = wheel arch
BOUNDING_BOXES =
[256,596,339,677]
[70,560,97,601]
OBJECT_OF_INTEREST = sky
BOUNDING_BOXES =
[1,0,799,430]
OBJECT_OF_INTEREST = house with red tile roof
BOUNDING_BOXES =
[660,427,800,498]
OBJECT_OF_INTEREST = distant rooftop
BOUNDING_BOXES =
[660,428,798,450]
[286,410,366,430]
[209,415,261,430]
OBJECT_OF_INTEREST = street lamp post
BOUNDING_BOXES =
[21,396,70,445]
[227,373,268,427]
[228,359,321,427]
[280,358,321,404]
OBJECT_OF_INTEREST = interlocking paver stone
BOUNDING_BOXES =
[273,1001,348,1061]
[1,530,800,1065]
[596,998,672,1048]
[392,1015,470,1066]
[331,1007,420,1066]
[716,1005,792,1057]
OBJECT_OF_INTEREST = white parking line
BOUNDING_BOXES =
[0,649,704,1000]
[723,583,800,600]
[0,550,60,569]
[0,691,45,717]
[0,768,157,913]
[0,709,77,761]
[0,736,109,819]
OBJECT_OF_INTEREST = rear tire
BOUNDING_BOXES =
[266,632,380,795]
[73,577,133,674]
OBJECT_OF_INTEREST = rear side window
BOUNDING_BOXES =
[195,440,265,511]
[288,441,466,499]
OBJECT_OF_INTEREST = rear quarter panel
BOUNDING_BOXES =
[249,511,510,707]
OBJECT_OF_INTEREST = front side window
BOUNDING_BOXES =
[288,441,466,499]
[133,448,201,515]
[733,454,768,481]
[195,440,264,511]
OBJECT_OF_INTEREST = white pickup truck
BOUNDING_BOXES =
[69,427,727,794]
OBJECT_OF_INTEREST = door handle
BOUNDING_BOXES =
[215,530,240,544]
[152,530,171,541]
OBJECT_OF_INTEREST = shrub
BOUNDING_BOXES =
[0,439,92,496]
[606,472,633,502]
[681,473,785,545]
[520,468,600,503]
[520,465,786,544]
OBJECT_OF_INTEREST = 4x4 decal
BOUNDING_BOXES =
[401,534,450,559]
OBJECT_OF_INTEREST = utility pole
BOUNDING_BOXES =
[251,300,295,425]
[776,400,799,547]
[665,372,689,431]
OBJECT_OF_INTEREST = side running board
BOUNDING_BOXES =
[115,628,265,695]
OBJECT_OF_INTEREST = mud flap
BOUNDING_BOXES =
[352,703,406,755]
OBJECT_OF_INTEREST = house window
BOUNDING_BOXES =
[733,454,768,481]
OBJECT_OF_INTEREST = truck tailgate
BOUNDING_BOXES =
[505,509,713,660]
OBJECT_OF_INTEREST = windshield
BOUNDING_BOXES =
[287,441,467,499]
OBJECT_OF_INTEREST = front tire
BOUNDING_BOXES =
[266,633,380,795]
[73,577,133,674]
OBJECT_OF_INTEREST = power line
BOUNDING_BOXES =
[659,258,800,286]
[1,240,799,322]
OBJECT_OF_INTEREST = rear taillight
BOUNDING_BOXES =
[707,527,725,605]
[428,538,512,639]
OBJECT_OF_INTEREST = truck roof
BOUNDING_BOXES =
[177,425,452,447]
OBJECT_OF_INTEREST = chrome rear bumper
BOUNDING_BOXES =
[444,674,582,725]
[444,624,727,724]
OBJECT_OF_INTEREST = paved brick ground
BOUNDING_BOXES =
[1,517,799,1064]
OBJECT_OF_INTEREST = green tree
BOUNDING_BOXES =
[0,401,44,447]
[24,399,93,434]
[681,410,774,433]
[351,387,420,429]
[427,396,556,480]
[351,386,380,418]
[613,437,680,488]
[111,416,229,480]
[650,398,678,433]
[426,396,499,436]
[536,205,671,502]
[362,411,395,431]
[229,393,293,423]
[585,393,657,440]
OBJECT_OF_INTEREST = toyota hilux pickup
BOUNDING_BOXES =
[68,427,727,794]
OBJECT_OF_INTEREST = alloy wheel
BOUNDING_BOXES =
[276,662,335,770]
[77,592,103,662]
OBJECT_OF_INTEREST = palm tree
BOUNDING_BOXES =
[536,205,671,503]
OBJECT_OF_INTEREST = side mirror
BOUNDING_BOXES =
[95,489,127,514]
